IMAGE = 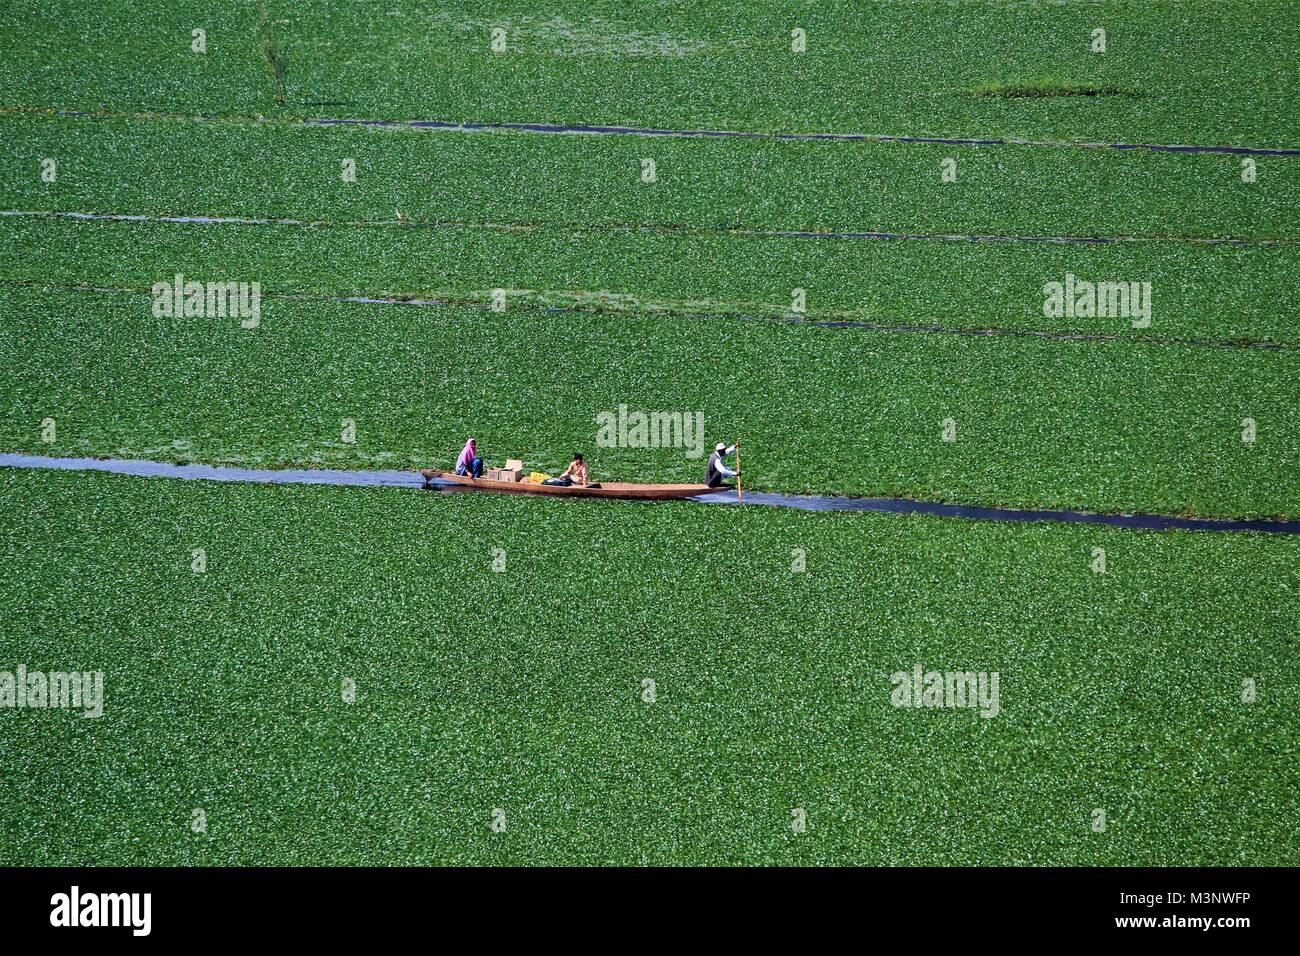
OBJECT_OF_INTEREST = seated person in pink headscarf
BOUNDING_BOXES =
[455,437,483,478]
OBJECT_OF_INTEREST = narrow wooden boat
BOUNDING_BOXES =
[420,470,712,500]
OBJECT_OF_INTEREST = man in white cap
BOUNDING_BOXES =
[705,440,739,488]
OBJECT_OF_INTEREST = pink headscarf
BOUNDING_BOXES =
[456,438,477,470]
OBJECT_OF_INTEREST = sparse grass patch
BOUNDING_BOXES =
[258,4,289,105]
[971,78,1137,99]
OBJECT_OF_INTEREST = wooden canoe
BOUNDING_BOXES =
[420,470,712,500]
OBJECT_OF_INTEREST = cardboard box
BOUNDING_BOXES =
[486,466,523,482]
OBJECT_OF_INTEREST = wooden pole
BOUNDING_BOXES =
[735,442,743,504]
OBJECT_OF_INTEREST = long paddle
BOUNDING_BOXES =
[735,441,743,504]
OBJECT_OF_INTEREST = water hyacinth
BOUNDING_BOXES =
[2,285,1297,519]
[1,469,1297,865]
[1,0,1296,873]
